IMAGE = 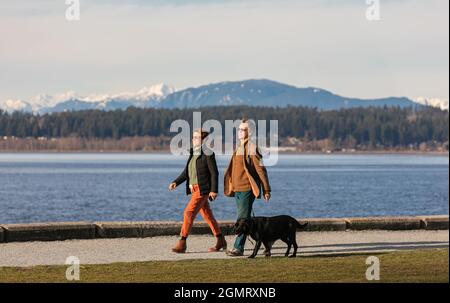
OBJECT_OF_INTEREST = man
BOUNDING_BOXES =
[169,129,227,253]
[224,119,271,256]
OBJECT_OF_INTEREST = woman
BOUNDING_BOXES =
[169,129,227,253]
[224,119,271,256]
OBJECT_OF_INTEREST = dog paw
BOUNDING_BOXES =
[248,255,256,259]
[288,255,296,258]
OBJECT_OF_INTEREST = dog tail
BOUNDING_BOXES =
[296,221,308,230]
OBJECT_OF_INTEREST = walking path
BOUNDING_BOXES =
[0,230,447,267]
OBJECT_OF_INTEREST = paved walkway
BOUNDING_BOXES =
[0,230,448,267]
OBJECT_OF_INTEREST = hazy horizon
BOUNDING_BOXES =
[1,0,448,103]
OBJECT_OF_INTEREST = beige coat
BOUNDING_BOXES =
[224,140,271,199]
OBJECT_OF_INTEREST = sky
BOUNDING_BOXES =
[0,0,448,102]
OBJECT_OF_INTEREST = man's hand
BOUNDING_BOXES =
[209,192,218,201]
[168,183,177,191]
[264,193,271,202]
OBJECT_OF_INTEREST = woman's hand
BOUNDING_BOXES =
[209,192,218,201]
[264,193,271,202]
[168,183,177,191]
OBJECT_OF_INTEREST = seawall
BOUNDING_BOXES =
[0,215,448,243]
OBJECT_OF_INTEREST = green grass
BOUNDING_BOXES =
[0,249,448,283]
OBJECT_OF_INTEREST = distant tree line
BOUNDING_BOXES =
[0,106,448,149]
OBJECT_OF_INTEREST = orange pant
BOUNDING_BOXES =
[180,184,222,237]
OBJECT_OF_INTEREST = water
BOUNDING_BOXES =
[0,153,448,224]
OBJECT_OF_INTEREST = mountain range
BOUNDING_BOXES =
[1,79,448,114]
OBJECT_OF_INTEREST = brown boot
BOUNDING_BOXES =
[208,235,227,252]
[172,239,187,253]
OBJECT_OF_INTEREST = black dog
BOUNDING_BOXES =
[234,215,308,258]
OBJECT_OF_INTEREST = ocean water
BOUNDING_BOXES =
[0,153,448,224]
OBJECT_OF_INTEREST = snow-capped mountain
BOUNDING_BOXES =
[0,99,32,113]
[159,79,419,109]
[415,97,449,111]
[29,91,81,112]
[0,80,447,113]
[0,83,175,114]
